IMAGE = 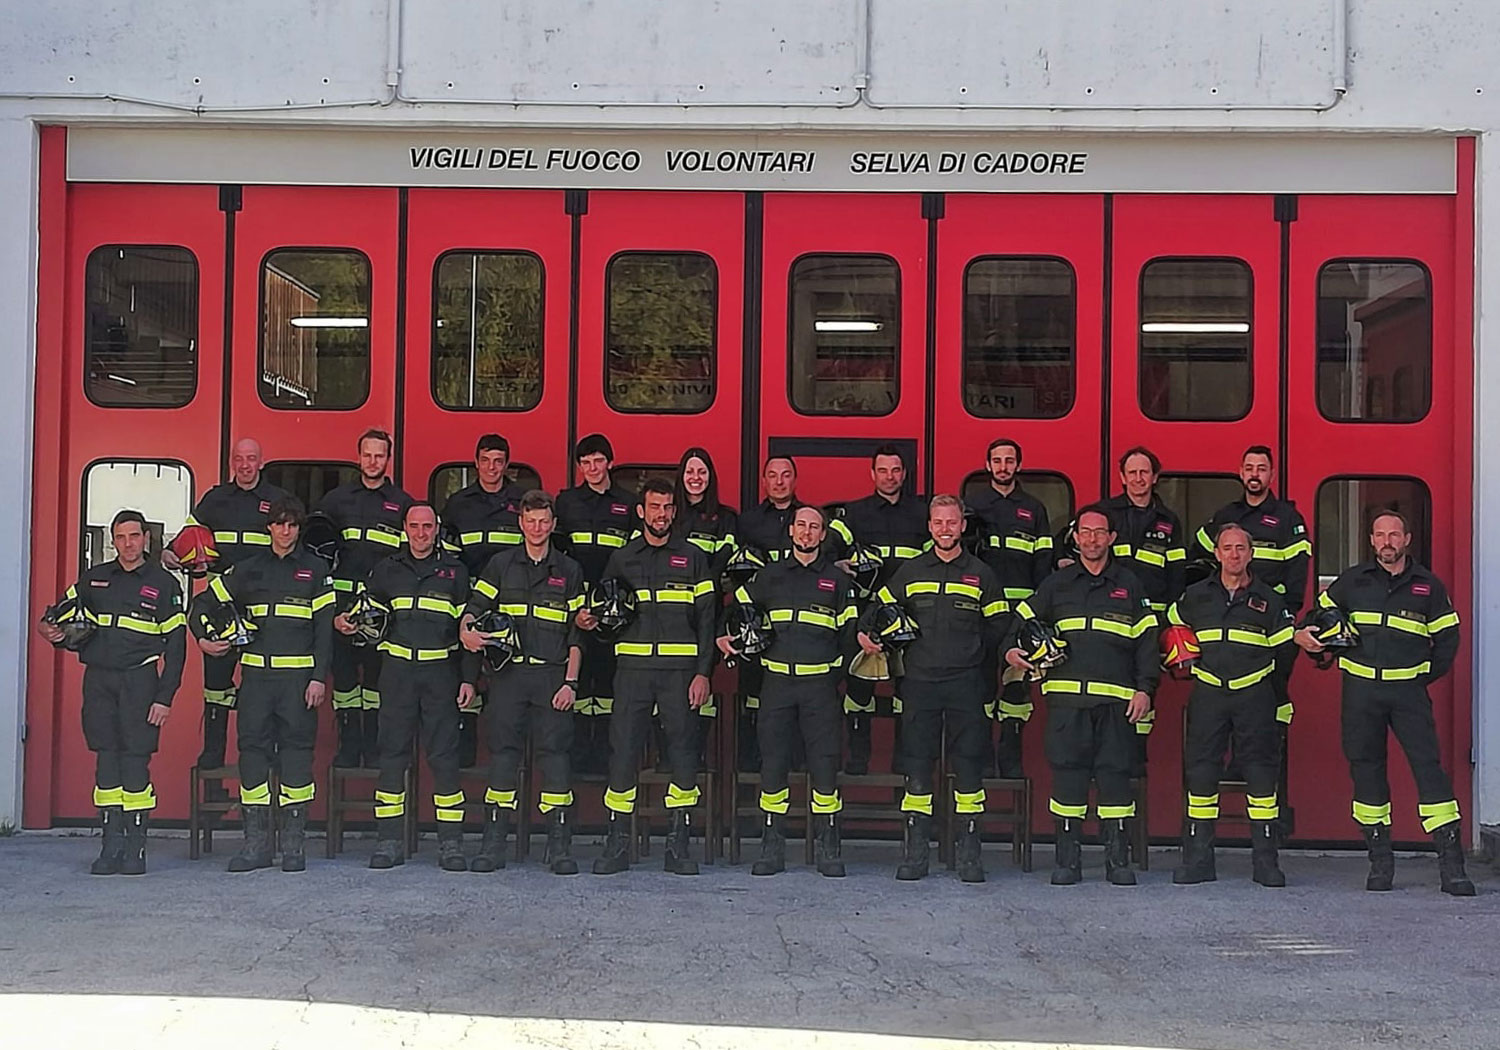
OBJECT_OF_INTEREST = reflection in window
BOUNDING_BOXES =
[1156,474,1243,543]
[262,461,359,512]
[1316,477,1432,584]
[961,470,1074,532]
[84,246,198,407]
[612,464,679,498]
[429,463,543,507]
[1140,258,1252,420]
[790,255,899,415]
[433,252,543,410]
[260,250,371,410]
[82,461,193,570]
[963,258,1075,418]
[1317,261,1431,422]
[606,253,716,412]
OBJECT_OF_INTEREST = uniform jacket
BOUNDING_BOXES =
[185,477,290,572]
[467,544,586,670]
[869,548,1006,682]
[1319,560,1460,684]
[554,482,638,583]
[1013,560,1159,707]
[1168,574,1295,692]
[440,480,526,576]
[363,549,470,662]
[315,479,414,591]
[201,547,335,678]
[736,498,804,563]
[966,484,1053,600]
[64,559,186,705]
[675,500,738,574]
[603,535,717,677]
[827,490,929,589]
[734,553,858,674]
[1100,492,1187,611]
[1195,494,1311,614]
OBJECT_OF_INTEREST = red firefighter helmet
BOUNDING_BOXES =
[169,524,219,577]
[1160,624,1202,678]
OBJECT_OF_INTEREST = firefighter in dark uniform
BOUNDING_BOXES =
[827,444,928,775]
[341,502,472,871]
[591,477,717,876]
[731,455,803,771]
[316,428,414,768]
[164,437,288,781]
[1009,505,1158,887]
[38,510,185,875]
[195,496,333,873]
[674,446,737,754]
[440,433,526,768]
[866,494,1007,883]
[1297,510,1473,895]
[1169,523,1294,888]
[554,433,638,775]
[722,505,858,877]
[460,489,586,874]
[966,438,1054,778]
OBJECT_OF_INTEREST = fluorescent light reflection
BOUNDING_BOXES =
[815,320,883,333]
[1140,322,1249,334]
[289,317,369,329]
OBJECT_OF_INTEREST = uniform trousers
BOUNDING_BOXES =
[1342,679,1459,831]
[82,664,162,808]
[485,663,573,810]
[606,666,698,811]
[377,657,462,819]
[1184,682,1279,820]
[1045,702,1136,818]
[758,670,842,812]
[900,671,988,813]
[237,667,317,802]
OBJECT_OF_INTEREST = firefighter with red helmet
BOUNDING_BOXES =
[162,437,289,784]
[38,509,186,875]
[1167,522,1295,887]
[315,428,415,768]
[1296,510,1472,896]
[459,489,587,875]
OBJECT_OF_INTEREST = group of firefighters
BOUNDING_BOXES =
[38,428,1475,897]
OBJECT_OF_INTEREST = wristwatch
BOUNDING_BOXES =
[563,679,578,689]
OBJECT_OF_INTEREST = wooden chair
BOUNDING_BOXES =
[325,763,417,859]
[942,773,1033,872]
[188,763,279,859]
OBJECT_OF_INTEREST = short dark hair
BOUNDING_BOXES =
[519,489,554,515]
[266,496,306,527]
[871,444,905,467]
[404,500,437,524]
[111,509,148,532]
[575,433,614,462]
[1370,509,1410,533]
[358,428,393,455]
[986,437,1023,465]
[474,434,510,458]
[640,476,675,501]
[1075,502,1112,529]
[1242,444,1274,464]
[764,454,797,474]
[1118,445,1161,475]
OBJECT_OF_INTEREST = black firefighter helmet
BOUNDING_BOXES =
[1009,618,1069,682]
[344,593,391,648]
[1304,604,1359,668]
[588,578,638,638]
[41,596,95,651]
[843,543,885,599]
[723,602,774,660]
[722,546,768,589]
[471,609,523,674]
[192,600,258,649]
[301,512,341,568]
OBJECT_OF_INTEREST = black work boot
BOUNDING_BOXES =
[592,811,631,875]
[90,807,126,875]
[1103,818,1137,885]
[1173,818,1218,885]
[228,806,274,872]
[1434,824,1476,897]
[1250,820,1286,887]
[438,828,468,872]
[665,810,699,876]
[456,712,479,769]
[361,709,382,769]
[956,817,986,884]
[994,719,1025,779]
[1362,824,1395,891]
[845,713,872,776]
[334,710,363,768]
[368,816,406,870]
[815,814,846,878]
[469,805,509,873]
[752,813,786,876]
[280,804,308,872]
[545,808,579,875]
[1051,818,1082,885]
[118,811,149,876]
[895,813,931,881]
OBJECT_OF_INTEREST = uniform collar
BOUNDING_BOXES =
[1360,558,1422,585]
[787,552,831,573]
[759,497,800,514]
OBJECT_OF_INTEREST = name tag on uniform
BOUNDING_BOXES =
[1016,508,1033,521]
[1412,584,1431,596]
[140,585,159,599]
[259,501,271,513]
[437,567,456,579]
[1261,514,1279,527]
[548,576,567,588]
[90,580,110,588]
[383,502,402,513]
[1154,521,1174,535]
[611,504,629,515]
[1110,588,1129,600]
[295,569,314,581]
[669,555,689,568]
[962,574,980,585]
[1248,597,1267,612]
[818,578,836,591]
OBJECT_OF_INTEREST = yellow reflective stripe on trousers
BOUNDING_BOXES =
[1418,799,1460,832]
[240,653,316,669]
[1246,793,1279,821]
[604,787,637,813]
[374,789,406,818]
[901,792,933,815]
[996,700,1033,721]
[539,791,574,813]
[1049,798,1088,818]
[1352,799,1392,825]
[664,782,700,808]
[1187,793,1220,820]
[485,787,519,809]
[435,790,466,821]
[760,788,790,814]
[953,789,985,815]
[241,782,272,807]
[1040,679,1136,701]
[811,790,842,814]
[763,658,842,676]
[121,786,157,812]
[1097,802,1136,819]
[279,782,316,806]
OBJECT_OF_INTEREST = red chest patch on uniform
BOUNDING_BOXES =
[1412,583,1431,596]
[1110,588,1129,600]
[139,586,159,599]
[669,555,689,568]
[817,578,836,591]
[1154,521,1173,535]
[383,502,401,513]
[611,504,629,515]
[294,569,314,581]
[437,568,456,579]
[1249,597,1267,612]
[1016,508,1033,521]
[1261,514,1279,527]
[548,576,567,587]
[962,575,981,585]
[258,501,271,514]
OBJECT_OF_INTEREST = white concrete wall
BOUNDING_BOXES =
[0,0,1498,830]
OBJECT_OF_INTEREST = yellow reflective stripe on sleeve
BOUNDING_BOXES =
[1014,600,1037,620]
[1428,612,1459,633]
[1035,536,1053,551]
[159,613,186,632]
[838,604,858,625]
[1132,614,1156,637]
[332,578,357,592]
[473,579,499,600]
[829,519,853,543]
[209,577,233,603]
[1166,547,1187,562]
[1267,626,1294,647]
[1003,587,1035,601]
[875,586,898,605]
[982,600,1007,617]
[245,604,270,617]
[692,579,716,598]
[311,591,336,611]
[1195,526,1214,552]
[768,608,795,623]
